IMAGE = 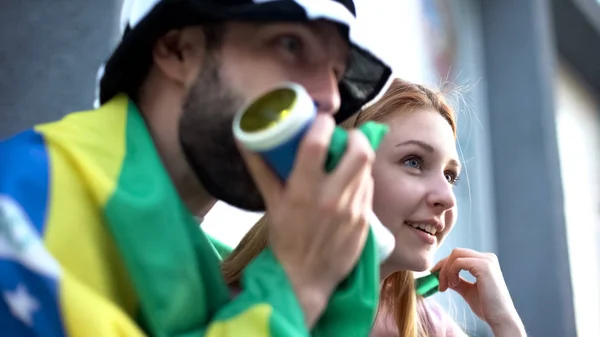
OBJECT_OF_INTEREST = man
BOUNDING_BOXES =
[0,0,392,335]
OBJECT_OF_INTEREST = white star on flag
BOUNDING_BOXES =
[3,283,40,327]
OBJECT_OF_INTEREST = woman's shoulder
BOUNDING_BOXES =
[419,298,468,337]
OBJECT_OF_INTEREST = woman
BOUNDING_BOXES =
[222,79,526,336]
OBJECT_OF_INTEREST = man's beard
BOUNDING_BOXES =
[179,57,266,211]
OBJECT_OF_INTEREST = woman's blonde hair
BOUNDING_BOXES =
[221,78,457,337]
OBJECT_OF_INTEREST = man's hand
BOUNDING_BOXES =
[239,114,374,328]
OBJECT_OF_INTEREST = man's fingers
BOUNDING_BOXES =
[237,142,283,207]
[357,169,374,213]
[288,114,335,189]
[326,130,374,197]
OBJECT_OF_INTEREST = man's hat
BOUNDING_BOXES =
[98,0,393,123]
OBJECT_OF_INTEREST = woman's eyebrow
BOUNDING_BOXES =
[396,140,461,171]
[395,140,435,153]
[448,159,462,172]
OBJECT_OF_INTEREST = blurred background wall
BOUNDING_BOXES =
[2,0,599,336]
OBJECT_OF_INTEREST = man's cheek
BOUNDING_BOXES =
[236,61,289,91]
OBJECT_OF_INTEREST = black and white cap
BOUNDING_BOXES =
[97,0,393,122]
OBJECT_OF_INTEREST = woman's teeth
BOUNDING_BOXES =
[406,222,437,235]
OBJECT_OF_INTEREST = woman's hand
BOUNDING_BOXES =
[432,248,526,336]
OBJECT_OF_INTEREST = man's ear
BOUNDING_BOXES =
[152,27,207,88]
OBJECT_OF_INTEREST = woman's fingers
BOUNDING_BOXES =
[435,248,491,291]
[446,257,485,289]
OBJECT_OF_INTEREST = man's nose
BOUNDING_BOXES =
[302,67,341,115]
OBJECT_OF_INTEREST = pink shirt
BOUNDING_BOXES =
[370,299,467,337]
[420,299,467,337]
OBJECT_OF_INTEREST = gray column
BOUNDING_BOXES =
[481,0,576,336]
[552,0,600,93]
[0,0,122,138]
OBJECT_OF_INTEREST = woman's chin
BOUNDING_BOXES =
[411,263,431,273]
[403,255,433,272]
[384,247,436,273]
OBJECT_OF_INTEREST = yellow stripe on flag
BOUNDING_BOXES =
[35,94,139,334]
[206,304,273,337]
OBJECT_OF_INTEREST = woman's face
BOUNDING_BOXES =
[374,108,460,274]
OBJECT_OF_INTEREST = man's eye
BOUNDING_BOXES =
[277,35,303,54]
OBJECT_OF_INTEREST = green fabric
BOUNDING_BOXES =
[215,249,309,336]
[415,271,440,298]
[313,121,390,336]
[325,121,389,173]
[104,101,230,336]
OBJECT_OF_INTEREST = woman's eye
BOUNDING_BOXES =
[445,171,460,185]
[403,157,421,169]
[277,35,303,54]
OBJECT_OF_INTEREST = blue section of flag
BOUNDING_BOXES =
[0,257,66,337]
[0,136,66,337]
[0,129,51,236]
